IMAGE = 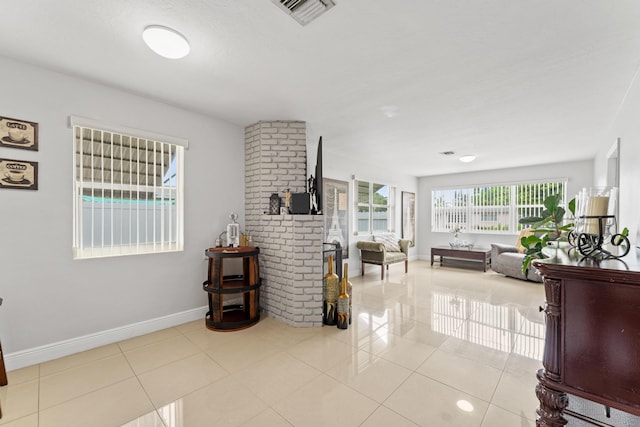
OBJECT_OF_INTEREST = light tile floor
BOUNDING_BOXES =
[0,260,544,426]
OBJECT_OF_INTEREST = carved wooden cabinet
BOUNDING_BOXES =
[203,247,261,331]
[533,249,640,426]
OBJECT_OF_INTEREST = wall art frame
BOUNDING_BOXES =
[402,191,416,247]
[323,178,350,259]
[0,158,38,190]
[0,116,39,151]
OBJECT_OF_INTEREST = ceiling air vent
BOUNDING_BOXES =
[272,0,336,26]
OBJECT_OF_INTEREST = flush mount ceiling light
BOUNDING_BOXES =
[142,25,190,59]
[380,105,399,118]
[456,400,475,412]
[459,155,477,163]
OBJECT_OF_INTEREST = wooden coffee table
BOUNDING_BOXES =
[431,246,491,271]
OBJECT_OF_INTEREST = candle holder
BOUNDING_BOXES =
[568,187,629,259]
[568,216,630,259]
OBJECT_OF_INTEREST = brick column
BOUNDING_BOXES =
[244,121,323,327]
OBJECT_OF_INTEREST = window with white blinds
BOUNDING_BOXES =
[72,121,185,259]
[431,180,567,234]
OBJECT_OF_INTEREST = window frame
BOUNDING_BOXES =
[71,116,187,259]
[355,179,396,235]
[431,179,568,235]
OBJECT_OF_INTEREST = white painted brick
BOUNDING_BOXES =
[246,120,326,327]
[294,294,313,302]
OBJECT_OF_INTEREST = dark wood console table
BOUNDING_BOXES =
[203,247,261,331]
[533,249,640,426]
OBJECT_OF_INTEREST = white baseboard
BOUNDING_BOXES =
[5,306,208,371]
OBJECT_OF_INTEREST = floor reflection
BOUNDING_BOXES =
[156,400,183,427]
[432,291,544,360]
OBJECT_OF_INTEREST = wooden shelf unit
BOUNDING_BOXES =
[203,247,261,331]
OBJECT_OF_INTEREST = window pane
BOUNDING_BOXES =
[515,182,565,230]
[471,185,510,232]
[357,206,370,232]
[432,181,567,234]
[73,125,183,259]
[373,183,388,206]
[372,206,388,232]
[357,181,369,204]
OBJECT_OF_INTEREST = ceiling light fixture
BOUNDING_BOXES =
[456,400,475,412]
[459,155,476,163]
[380,105,399,118]
[142,25,190,59]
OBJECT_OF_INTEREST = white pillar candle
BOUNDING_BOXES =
[584,196,609,235]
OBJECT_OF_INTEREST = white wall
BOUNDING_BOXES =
[416,160,594,259]
[0,57,245,368]
[595,69,640,242]
[321,150,419,273]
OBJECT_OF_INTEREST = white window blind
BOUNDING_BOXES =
[431,180,567,234]
[72,123,185,259]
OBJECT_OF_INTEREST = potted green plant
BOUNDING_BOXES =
[518,194,575,274]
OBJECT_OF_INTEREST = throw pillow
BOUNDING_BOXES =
[516,228,534,253]
[374,234,401,252]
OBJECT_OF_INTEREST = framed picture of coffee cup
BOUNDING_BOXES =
[0,116,39,151]
[0,158,38,190]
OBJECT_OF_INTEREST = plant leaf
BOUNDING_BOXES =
[519,216,544,225]
[522,235,541,246]
[568,198,576,216]
[522,255,533,274]
[543,194,560,211]
[553,207,566,223]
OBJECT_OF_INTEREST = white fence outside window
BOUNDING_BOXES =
[431,181,567,234]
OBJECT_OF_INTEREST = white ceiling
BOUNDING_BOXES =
[2,0,640,176]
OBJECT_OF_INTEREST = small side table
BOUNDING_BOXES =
[203,247,262,331]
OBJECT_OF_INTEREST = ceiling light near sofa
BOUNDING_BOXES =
[142,25,190,59]
[459,155,476,163]
[380,105,399,118]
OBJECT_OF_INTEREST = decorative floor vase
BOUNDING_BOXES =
[323,255,339,325]
[344,263,352,325]
[337,268,349,330]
